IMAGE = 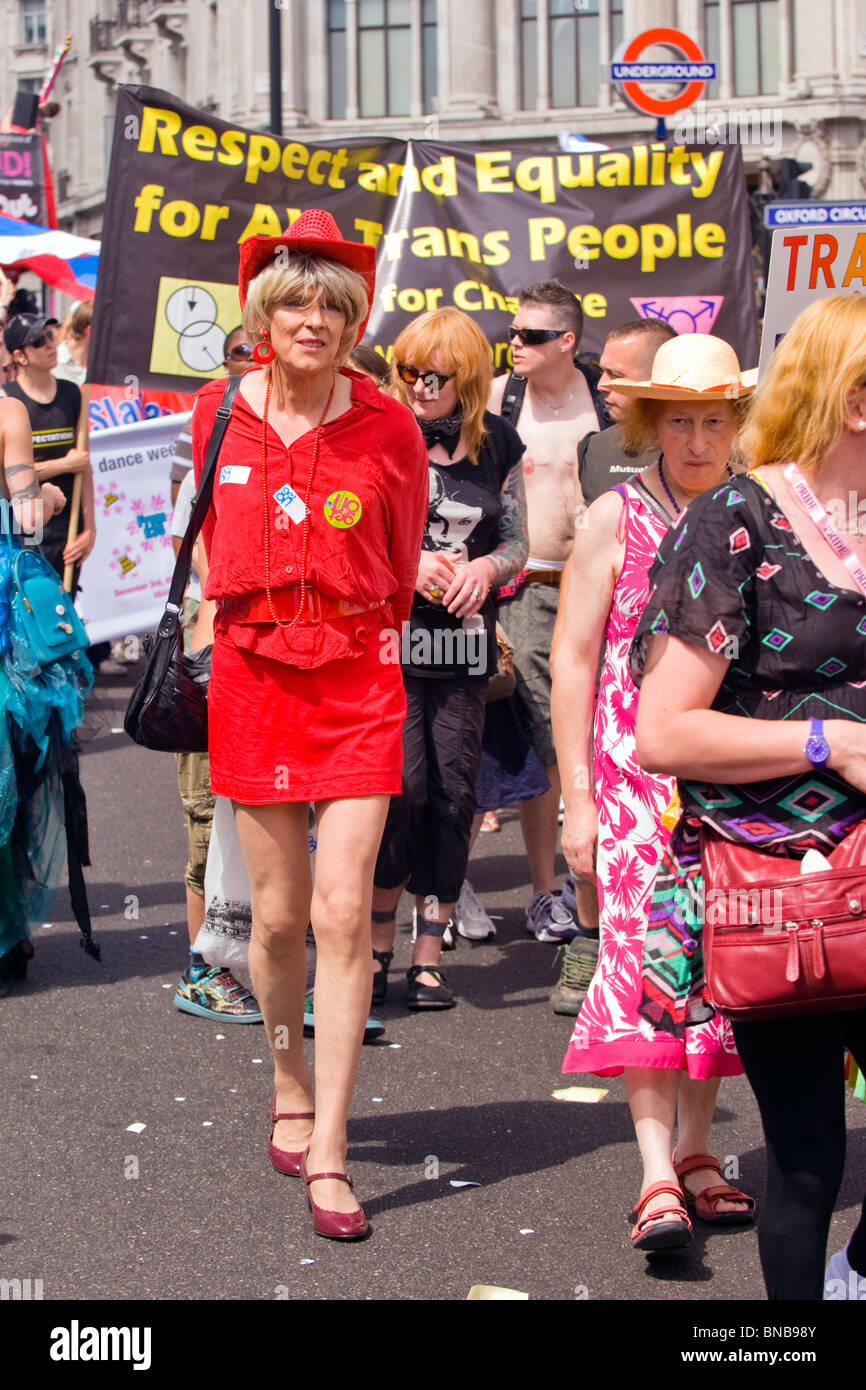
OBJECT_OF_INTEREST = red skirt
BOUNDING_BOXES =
[208,634,406,804]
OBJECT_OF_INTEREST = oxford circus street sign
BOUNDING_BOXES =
[611,28,716,139]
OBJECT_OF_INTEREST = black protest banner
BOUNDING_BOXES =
[89,85,758,392]
[0,131,51,224]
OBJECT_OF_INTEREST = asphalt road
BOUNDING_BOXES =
[4,663,866,1310]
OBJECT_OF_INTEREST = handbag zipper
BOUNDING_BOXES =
[785,922,800,983]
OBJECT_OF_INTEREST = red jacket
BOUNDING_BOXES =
[192,368,428,668]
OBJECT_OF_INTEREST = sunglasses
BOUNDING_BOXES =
[507,326,566,346]
[225,343,253,362]
[29,330,56,350]
[396,363,454,392]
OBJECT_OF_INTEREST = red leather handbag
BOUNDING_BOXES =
[701,821,866,1022]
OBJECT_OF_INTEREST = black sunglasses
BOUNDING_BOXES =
[507,326,566,346]
[29,331,55,350]
[396,362,454,391]
[225,343,253,362]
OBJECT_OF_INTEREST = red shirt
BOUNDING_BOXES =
[192,368,428,668]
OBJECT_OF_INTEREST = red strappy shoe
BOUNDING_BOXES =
[673,1152,757,1226]
[300,1149,370,1241]
[267,1093,314,1177]
[631,1181,693,1252]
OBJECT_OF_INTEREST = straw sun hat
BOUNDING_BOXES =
[609,333,758,401]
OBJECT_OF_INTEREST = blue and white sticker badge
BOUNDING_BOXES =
[273,482,309,524]
[219,465,251,485]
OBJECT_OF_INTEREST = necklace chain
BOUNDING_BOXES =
[533,383,575,416]
[261,371,336,631]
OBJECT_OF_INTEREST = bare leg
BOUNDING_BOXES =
[371,883,403,971]
[676,1074,750,1213]
[412,895,456,986]
[574,877,598,931]
[625,1066,681,1225]
[306,793,390,1215]
[467,811,484,854]
[518,765,562,896]
[185,886,205,946]
[234,801,314,1159]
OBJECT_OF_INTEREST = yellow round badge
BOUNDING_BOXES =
[324,490,362,529]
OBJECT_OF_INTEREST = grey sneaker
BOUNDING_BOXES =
[525,890,577,943]
[453,880,497,940]
[549,935,600,1015]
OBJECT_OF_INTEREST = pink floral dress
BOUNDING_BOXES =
[561,481,740,1078]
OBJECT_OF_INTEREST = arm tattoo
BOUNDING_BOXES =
[9,479,41,500]
[5,462,34,478]
[484,460,529,584]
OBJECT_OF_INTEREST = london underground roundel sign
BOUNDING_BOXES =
[611,27,715,120]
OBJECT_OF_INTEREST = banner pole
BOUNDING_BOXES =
[62,383,88,593]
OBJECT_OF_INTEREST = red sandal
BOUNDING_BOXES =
[267,1093,314,1177]
[631,1181,693,1252]
[673,1152,757,1226]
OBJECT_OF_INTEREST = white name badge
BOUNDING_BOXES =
[219,465,251,485]
[273,482,309,524]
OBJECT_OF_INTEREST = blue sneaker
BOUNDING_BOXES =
[304,989,386,1042]
[525,890,577,943]
[174,964,263,1022]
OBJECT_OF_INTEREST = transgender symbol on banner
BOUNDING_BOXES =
[630,296,724,334]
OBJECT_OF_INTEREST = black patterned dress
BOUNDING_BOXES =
[629,473,866,1037]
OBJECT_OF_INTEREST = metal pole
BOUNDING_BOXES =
[269,0,282,136]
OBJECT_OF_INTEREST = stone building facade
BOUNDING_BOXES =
[2,0,865,241]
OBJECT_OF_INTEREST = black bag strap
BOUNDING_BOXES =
[158,374,241,640]
[499,372,526,426]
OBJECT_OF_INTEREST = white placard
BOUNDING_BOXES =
[759,227,866,377]
[76,411,192,644]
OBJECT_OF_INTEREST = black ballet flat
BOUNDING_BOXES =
[372,948,393,1005]
[406,964,456,1011]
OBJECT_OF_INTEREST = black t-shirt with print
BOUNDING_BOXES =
[405,411,524,681]
[5,378,81,571]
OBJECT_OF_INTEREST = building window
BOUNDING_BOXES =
[520,0,538,110]
[329,0,437,119]
[20,0,47,46]
[328,0,347,119]
[733,0,779,95]
[522,0,620,111]
[422,0,437,113]
[703,0,721,98]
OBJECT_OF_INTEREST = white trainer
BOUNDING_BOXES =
[824,1246,866,1299]
[453,880,497,940]
[411,906,455,950]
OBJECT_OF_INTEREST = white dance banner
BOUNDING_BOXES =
[76,410,191,644]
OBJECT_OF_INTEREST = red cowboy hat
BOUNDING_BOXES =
[238,209,377,343]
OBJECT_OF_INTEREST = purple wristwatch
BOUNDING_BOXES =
[805,718,830,770]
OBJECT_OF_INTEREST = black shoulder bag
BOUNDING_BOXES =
[124,374,241,752]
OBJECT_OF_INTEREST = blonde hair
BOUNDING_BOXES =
[619,395,747,455]
[67,300,93,340]
[739,293,866,472]
[242,252,369,364]
[390,307,492,465]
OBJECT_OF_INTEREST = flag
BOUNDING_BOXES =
[0,212,99,298]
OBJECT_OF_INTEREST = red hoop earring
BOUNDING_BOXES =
[252,329,275,365]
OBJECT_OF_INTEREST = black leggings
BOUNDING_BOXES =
[732,1007,866,1300]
